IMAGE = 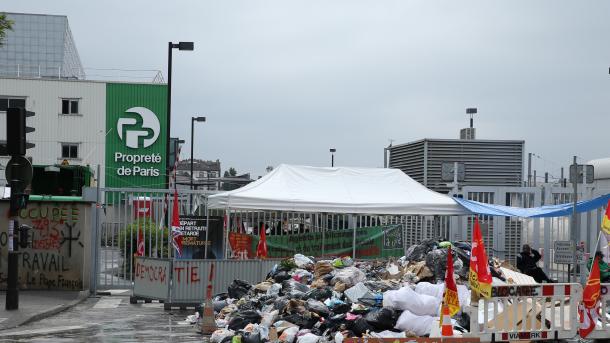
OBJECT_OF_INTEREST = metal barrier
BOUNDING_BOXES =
[468,283,582,342]
[131,257,171,301]
[132,258,281,306]
[587,283,610,339]
[170,259,280,303]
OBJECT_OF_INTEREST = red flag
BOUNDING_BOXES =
[469,217,492,298]
[136,226,145,256]
[256,224,268,259]
[170,190,183,257]
[443,248,460,316]
[579,256,602,338]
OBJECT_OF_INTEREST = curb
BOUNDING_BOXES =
[0,290,90,331]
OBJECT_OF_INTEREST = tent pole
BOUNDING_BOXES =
[224,207,230,259]
[322,213,326,257]
[352,214,356,259]
[204,196,209,259]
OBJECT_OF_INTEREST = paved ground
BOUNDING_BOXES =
[0,290,88,330]
[0,293,202,342]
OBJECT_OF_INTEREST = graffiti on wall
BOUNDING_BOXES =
[0,203,86,290]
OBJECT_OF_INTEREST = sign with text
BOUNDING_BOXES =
[177,215,223,260]
[133,257,170,300]
[554,240,574,264]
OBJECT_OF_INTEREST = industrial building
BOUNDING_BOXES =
[388,115,524,194]
[0,13,168,190]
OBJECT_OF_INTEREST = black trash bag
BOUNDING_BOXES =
[228,310,261,331]
[425,248,449,282]
[349,317,376,336]
[242,331,261,343]
[306,299,330,317]
[238,301,258,312]
[365,308,396,331]
[405,238,437,262]
[364,281,398,293]
[214,300,228,312]
[214,293,229,301]
[320,313,347,332]
[282,279,310,294]
[289,290,307,300]
[306,287,332,301]
[273,271,292,283]
[282,313,319,329]
[456,311,470,332]
[322,273,334,283]
[331,303,351,314]
[228,280,252,299]
[258,295,277,304]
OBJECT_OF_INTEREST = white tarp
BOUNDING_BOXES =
[208,164,468,215]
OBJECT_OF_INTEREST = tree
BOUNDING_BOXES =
[0,13,14,47]
[266,166,274,173]
[222,167,239,191]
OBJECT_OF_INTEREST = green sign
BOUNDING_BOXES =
[105,83,168,188]
[250,225,404,259]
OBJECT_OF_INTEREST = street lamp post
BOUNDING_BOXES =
[330,148,336,167]
[166,41,194,189]
[191,116,206,190]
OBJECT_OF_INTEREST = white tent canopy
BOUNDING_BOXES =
[208,164,468,215]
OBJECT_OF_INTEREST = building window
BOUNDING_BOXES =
[61,99,79,115]
[61,143,79,159]
[0,97,27,111]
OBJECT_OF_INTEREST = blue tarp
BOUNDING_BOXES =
[453,193,610,218]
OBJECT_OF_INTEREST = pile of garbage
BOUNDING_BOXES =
[205,239,510,343]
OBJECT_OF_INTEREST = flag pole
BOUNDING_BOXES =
[584,231,603,283]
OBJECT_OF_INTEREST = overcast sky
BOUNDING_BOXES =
[6,1,610,179]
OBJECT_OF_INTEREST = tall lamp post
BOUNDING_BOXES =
[330,148,336,167]
[191,116,206,190]
[166,41,194,189]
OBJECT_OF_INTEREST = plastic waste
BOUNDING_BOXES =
[261,310,279,328]
[267,283,282,296]
[314,261,334,277]
[306,299,330,316]
[211,329,235,343]
[283,279,310,294]
[331,267,366,288]
[279,326,299,343]
[364,308,396,331]
[349,317,375,336]
[228,310,262,330]
[332,258,344,268]
[274,271,293,283]
[228,280,252,299]
[306,287,332,301]
[344,282,372,303]
[334,332,344,343]
[232,335,242,343]
[383,285,440,316]
[297,333,321,343]
[294,254,314,268]
[394,309,435,336]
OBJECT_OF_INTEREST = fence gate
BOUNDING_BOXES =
[91,187,209,291]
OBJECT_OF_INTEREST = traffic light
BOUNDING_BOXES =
[7,107,35,156]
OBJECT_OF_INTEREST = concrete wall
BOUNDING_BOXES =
[0,200,92,290]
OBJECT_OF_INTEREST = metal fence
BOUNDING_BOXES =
[93,187,211,291]
[92,184,610,291]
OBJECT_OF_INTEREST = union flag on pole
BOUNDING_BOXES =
[256,223,268,259]
[443,247,460,317]
[469,217,492,298]
[602,200,610,235]
[136,226,145,256]
[579,256,601,338]
[170,190,183,257]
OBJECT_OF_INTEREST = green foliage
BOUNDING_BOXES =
[0,13,14,47]
[118,219,169,275]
